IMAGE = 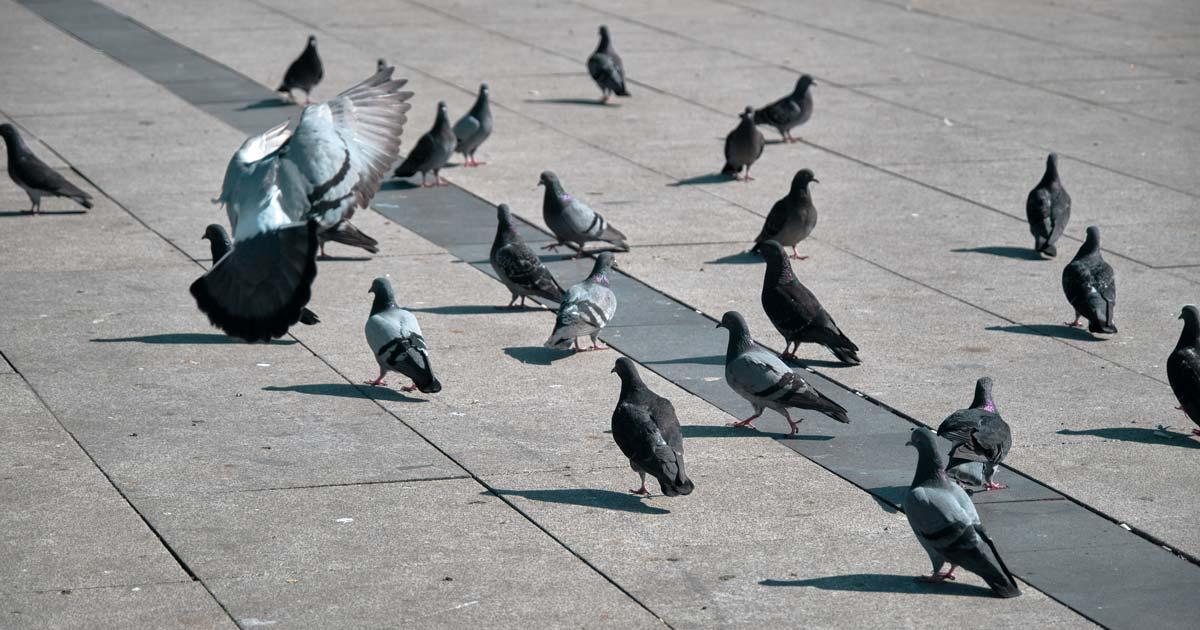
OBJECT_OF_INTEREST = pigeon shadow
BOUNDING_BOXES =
[668,173,733,187]
[1058,427,1200,449]
[985,324,1101,342]
[705,251,760,265]
[91,333,296,345]
[681,424,833,441]
[644,354,725,366]
[523,97,611,107]
[504,346,575,365]
[951,246,1044,261]
[262,383,424,403]
[782,356,855,369]
[236,97,293,111]
[316,255,373,262]
[489,488,670,515]
[0,209,88,217]
[760,574,995,597]
[865,484,908,511]
[412,304,552,315]
[380,179,423,191]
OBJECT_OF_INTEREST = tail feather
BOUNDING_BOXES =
[805,390,849,423]
[721,162,739,176]
[393,156,419,178]
[323,219,379,254]
[299,308,320,326]
[829,345,861,366]
[72,194,93,210]
[975,526,1022,598]
[615,85,630,97]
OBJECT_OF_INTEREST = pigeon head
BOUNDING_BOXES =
[1179,305,1199,345]
[480,83,489,96]
[496,203,515,231]
[588,252,616,284]
[599,25,610,39]
[740,106,755,121]
[759,240,794,280]
[0,123,16,142]
[368,277,397,314]
[202,224,232,261]
[307,35,318,47]
[970,376,997,413]
[437,101,449,117]
[791,168,819,191]
[538,170,563,192]
[612,356,646,384]
[202,223,229,243]
[795,74,815,93]
[906,427,948,484]
[716,311,753,354]
[1075,225,1102,259]
[376,58,388,73]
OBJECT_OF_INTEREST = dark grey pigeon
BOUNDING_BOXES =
[722,107,765,181]
[758,241,859,365]
[0,123,92,213]
[376,58,388,74]
[315,208,379,259]
[545,252,617,351]
[394,101,456,187]
[453,84,493,167]
[203,224,319,325]
[364,277,441,394]
[539,171,629,258]
[1168,305,1200,436]
[904,427,1021,598]
[753,74,814,143]
[611,357,694,497]
[278,35,323,104]
[490,203,564,308]
[751,169,819,259]
[587,25,630,103]
[1025,153,1071,258]
[936,377,1011,491]
[717,311,848,435]
[1062,226,1117,335]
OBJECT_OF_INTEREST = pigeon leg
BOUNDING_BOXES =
[916,567,957,583]
[573,338,583,352]
[541,242,561,252]
[743,167,755,182]
[781,342,795,359]
[1193,428,1200,437]
[1064,314,1083,328]
[400,383,418,392]
[364,369,387,387]
[472,157,487,166]
[983,481,1009,491]
[420,172,431,187]
[630,473,650,495]
[790,246,809,260]
[436,171,449,186]
[782,409,801,436]
[729,411,762,429]
[589,335,609,351]
[600,91,610,105]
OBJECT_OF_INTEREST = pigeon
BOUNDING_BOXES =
[538,171,629,257]
[753,74,815,143]
[750,169,819,259]
[587,25,630,104]
[758,241,860,365]
[1061,226,1117,335]
[1025,153,1071,258]
[721,107,765,181]
[393,101,456,187]
[1167,305,1200,436]
[376,58,388,74]
[453,84,492,167]
[313,207,379,259]
[202,224,320,326]
[716,311,848,435]
[192,68,412,343]
[611,357,695,497]
[0,123,93,213]
[490,203,564,308]
[364,277,441,393]
[277,35,323,104]
[544,252,617,351]
[936,377,1011,491]
[904,427,1021,598]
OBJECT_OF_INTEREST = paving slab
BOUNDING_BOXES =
[2,582,236,630]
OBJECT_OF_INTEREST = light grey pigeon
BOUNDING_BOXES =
[364,277,441,394]
[490,204,564,308]
[1168,305,1200,435]
[192,68,412,342]
[936,377,1012,491]
[202,224,319,326]
[904,427,1021,598]
[1062,226,1117,335]
[539,170,629,258]
[544,252,617,351]
[611,357,694,497]
[0,123,93,213]
[753,74,814,143]
[751,169,818,259]
[393,101,456,186]
[278,35,323,104]
[1025,153,1070,258]
[587,25,629,103]
[721,107,765,181]
[716,311,848,435]
[453,84,492,167]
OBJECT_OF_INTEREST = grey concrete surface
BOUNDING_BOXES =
[2,0,1199,627]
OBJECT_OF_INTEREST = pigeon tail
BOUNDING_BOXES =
[1040,243,1057,257]
[1089,321,1118,334]
[323,219,380,254]
[299,308,321,325]
[786,389,848,423]
[416,375,443,394]
[392,156,420,178]
[721,162,740,176]
[976,526,1022,598]
[828,345,861,366]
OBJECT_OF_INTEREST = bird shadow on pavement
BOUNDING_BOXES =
[380,179,422,191]
[0,209,87,217]
[524,97,610,107]
[643,354,724,366]
[488,488,670,515]
[705,251,760,265]
[236,98,292,111]
[263,383,424,403]
[1058,427,1200,449]
[669,173,733,187]
[92,333,296,345]
[316,255,372,262]
[681,424,832,441]
[782,356,854,369]
[951,246,1044,261]
[985,324,1101,342]
[865,485,907,512]
[760,574,995,597]
[504,346,575,365]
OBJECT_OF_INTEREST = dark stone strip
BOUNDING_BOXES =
[19,1,1200,627]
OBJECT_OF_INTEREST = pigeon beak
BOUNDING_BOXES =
[610,366,617,374]
[714,322,724,329]
[812,178,820,184]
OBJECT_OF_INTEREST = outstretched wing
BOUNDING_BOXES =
[276,67,413,228]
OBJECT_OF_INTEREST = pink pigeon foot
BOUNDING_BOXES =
[1064,316,1083,328]
[591,341,609,351]
[630,485,649,496]
[916,571,957,583]
[983,481,1008,491]
[400,383,418,392]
